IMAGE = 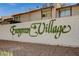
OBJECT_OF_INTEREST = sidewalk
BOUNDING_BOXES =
[0,40,79,56]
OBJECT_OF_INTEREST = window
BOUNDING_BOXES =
[41,8,52,19]
[56,7,71,17]
[60,8,70,17]
[14,16,20,21]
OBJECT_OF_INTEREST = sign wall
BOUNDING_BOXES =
[0,16,79,47]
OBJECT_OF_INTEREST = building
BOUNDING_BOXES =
[0,16,21,25]
[12,3,61,22]
[0,16,13,25]
[12,3,79,23]
[1,3,79,24]
[56,3,79,18]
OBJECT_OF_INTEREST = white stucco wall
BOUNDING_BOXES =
[0,16,79,47]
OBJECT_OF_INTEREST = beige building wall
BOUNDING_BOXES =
[20,14,30,22]
[30,10,41,21]
[19,7,59,22]
[72,6,79,16]
[19,10,41,22]
[52,8,56,18]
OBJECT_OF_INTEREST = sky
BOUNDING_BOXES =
[0,3,43,16]
[0,3,76,16]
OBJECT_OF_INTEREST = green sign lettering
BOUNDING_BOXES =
[10,19,71,39]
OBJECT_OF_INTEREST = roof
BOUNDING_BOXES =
[12,6,54,16]
[1,16,13,19]
[56,3,79,10]
[12,4,79,16]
